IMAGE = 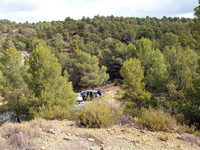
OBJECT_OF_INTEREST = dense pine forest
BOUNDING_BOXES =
[0,3,200,134]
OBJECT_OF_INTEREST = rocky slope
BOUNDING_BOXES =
[29,120,200,150]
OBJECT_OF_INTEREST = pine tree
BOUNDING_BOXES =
[191,1,200,51]
[71,50,109,90]
[0,48,28,122]
[136,38,168,92]
[27,44,76,113]
[164,45,198,100]
[144,49,168,92]
[120,58,151,107]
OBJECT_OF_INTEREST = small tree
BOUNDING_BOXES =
[0,48,29,122]
[183,78,200,128]
[49,33,65,53]
[120,58,151,107]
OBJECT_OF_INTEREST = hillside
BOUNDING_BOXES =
[0,9,200,150]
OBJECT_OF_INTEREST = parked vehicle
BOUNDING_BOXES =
[77,89,102,104]
[77,93,84,104]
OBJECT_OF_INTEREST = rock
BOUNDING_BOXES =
[135,143,140,147]
[40,146,46,150]
[100,144,105,150]
[63,137,71,141]
[90,147,94,150]
[140,130,146,133]
[87,138,95,142]
[47,129,55,134]
[132,140,140,147]
[177,134,181,139]
[112,128,116,133]
[66,132,72,136]
[107,129,113,135]
[76,133,79,136]
[146,143,152,146]
[4,135,9,141]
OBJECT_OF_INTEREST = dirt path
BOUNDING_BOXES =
[101,83,120,101]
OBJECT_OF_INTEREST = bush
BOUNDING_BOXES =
[116,114,133,126]
[35,105,69,120]
[114,79,123,86]
[135,107,176,131]
[67,106,83,121]
[180,133,200,146]
[177,124,199,135]
[123,102,140,118]
[0,120,42,150]
[76,100,122,128]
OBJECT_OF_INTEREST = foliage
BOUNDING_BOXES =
[100,38,133,80]
[71,49,109,89]
[120,58,151,107]
[136,38,168,92]
[135,107,176,131]
[114,79,123,86]
[35,105,69,120]
[180,78,200,128]
[76,100,122,128]
[0,12,199,130]
[177,124,199,135]
[191,1,200,51]
[49,33,65,53]
[27,44,76,115]
[123,102,140,118]
[164,45,198,101]
[0,48,30,121]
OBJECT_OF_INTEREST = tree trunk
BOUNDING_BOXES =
[17,116,21,123]
[16,95,21,123]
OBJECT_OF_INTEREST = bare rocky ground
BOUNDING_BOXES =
[33,120,200,150]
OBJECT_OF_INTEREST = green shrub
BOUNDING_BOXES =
[114,79,123,86]
[123,102,140,118]
[76,100,122,128]
[177,124,199,135]
[175,113,189,125]
[135,107,176,131]
[35,105,69,120]
[67,106,83,121]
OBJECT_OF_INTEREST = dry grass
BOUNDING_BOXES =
[29,118,54,131]
[0,136,9,150]
[0,122,41,150]
[180,133,200,146]
[103,83,115,90]
[116,114,133,126]
[0,119,54,150]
